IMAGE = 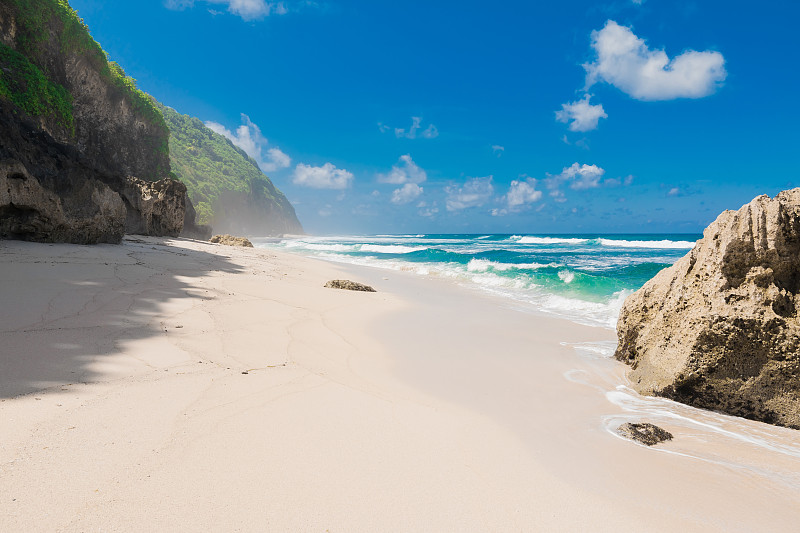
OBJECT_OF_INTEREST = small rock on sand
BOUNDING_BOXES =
[209,234,254,247]
[324,280,376,292]
[616,422,673,446]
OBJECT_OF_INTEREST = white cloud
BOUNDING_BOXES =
[377,154,427,184]
[165,0,288,20]
[604,174,634,187]
[445,177,494,211]
[556,94,608,132]
[492,177,543,216]
[205,114,290,172]
[545,163,608,201]
[418,201,439,218]
[507,178,543,207]
[391,183,424,205]
[390,117,439,139]
[293,162,354,189]
[561,163,606,190]
[668,187,680,196]
[584,20,726,101]
[266,147,291,169]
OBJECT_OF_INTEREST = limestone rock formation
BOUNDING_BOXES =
[0,2,170,181]
[209,234,254,247]
[0,1,181,244]
[616,423,673,446]
[324,280,376,292]
[615,190,800,429]
[120,177,186,237]
[0,158,125,243]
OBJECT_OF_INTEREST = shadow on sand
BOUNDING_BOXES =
[0,236,244,398]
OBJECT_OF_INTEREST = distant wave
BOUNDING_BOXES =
[264,234,690,329]
[359,244,427,254]
[286,242,356,252]
[515,236,590,245]
[598,238,695,249]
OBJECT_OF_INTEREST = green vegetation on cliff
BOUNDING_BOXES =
[2,0,168,167]
[0,43,74,136]
[158,103,301,234]
[6,0,164,131]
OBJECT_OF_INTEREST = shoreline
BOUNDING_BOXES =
[1,237,798,531]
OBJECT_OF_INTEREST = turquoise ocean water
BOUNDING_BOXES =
[255,233,701,328]
[256,232,800,480]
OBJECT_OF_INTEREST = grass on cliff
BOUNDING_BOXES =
[159,103,294,226]
[5,0,167,151]
[0,43,74,136]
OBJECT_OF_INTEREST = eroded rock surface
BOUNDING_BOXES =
[324,280,376,292]
[615,190,800,429]
[209,234,253,247]
[0,158,125,243]
[616,423,673,446]
[120,177,186,237]
[0,2,179,244]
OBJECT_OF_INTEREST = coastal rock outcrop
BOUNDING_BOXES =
[0,158,125,243]
[209,234,254,247]
[615,190,800,429]
[120,176,186,237]
[324,280,376,292]
[616,423,673,446]
[0,0,182,243]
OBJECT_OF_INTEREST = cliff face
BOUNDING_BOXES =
[0,99,124,243]
[615,190,800,429]
[159,104,303,237]
[0,0,184,242]
[0,0,169,179]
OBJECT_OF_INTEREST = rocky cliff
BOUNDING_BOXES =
[159,104,303,236]
[615,190,800,429]
[0,0,186,242]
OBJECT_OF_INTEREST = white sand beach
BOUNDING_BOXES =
[1,237,799,532]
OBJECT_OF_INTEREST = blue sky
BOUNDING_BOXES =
[69,0,799,234]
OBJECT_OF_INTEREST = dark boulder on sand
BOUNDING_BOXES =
[209,234,253,247]
[616,423,673,446]
[615,190,800,429]
[324,280,376,292]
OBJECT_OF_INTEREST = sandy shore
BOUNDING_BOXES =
[1,236,798,531]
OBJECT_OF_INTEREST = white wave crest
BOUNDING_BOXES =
[557,270,575,284]
[359,244,426,254]
[517,236,590,245]
[599,238,695,249]
[467,259,551,273]
[285,242,356,252]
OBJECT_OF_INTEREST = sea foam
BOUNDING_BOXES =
[515,236,590,245]
[263,233,694,329]
[598,238,696,249]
